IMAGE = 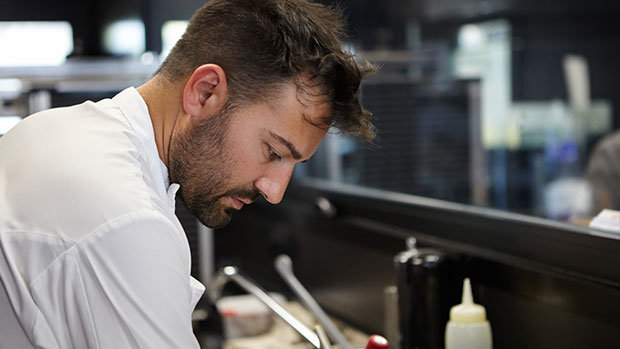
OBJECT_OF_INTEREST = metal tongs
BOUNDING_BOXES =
[275,255,353,349]
[210,257,388,348]
[315,324,332,349]
[209,266,321,348]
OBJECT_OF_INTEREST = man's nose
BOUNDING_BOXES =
[254,165,294,204]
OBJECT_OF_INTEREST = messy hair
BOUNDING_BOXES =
[157,0,375,140]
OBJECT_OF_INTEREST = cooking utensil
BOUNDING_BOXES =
[315,324,332,349]
[212,266,321,348]
[275,254,353,349]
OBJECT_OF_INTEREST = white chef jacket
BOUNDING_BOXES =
[0,87,205,348]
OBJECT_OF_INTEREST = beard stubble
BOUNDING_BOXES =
[168,106,259,228]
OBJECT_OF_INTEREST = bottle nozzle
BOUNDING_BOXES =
[449,277,487,323]
[462,278,473,304]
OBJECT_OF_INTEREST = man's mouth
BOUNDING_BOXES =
[230,196,251,210]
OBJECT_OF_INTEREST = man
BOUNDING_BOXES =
[0,0,375,348]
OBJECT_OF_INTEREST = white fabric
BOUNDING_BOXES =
[0,87,205,348]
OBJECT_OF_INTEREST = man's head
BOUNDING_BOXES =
[157,0,375,228]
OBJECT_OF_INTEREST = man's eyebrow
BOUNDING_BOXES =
[269,131,302,160]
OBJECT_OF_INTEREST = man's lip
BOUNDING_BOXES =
[232,196,254,205]
[230,197,244,210]
[234,197,254,205]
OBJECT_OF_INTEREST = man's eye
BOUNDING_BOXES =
[268,147,282,162]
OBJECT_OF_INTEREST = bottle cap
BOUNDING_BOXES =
[449,278,487,324]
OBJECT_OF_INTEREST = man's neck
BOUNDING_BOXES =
[136,76,184,167]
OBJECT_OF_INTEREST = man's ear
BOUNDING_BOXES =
[183,64,228,124]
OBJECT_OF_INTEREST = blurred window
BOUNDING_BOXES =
[0,21,73,66]
[161,21,189,60]
[103,19,145,57]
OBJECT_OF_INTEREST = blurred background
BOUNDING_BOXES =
[3,1,620,348]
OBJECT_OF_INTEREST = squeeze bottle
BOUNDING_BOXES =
[444,278,492,349]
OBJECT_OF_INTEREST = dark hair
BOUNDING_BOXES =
[157,0,376,140]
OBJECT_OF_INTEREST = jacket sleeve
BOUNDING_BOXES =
[30,210,201,349]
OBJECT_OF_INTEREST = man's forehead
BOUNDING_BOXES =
[267,81,332,127]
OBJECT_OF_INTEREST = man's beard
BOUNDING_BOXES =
[168,107,259,228]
